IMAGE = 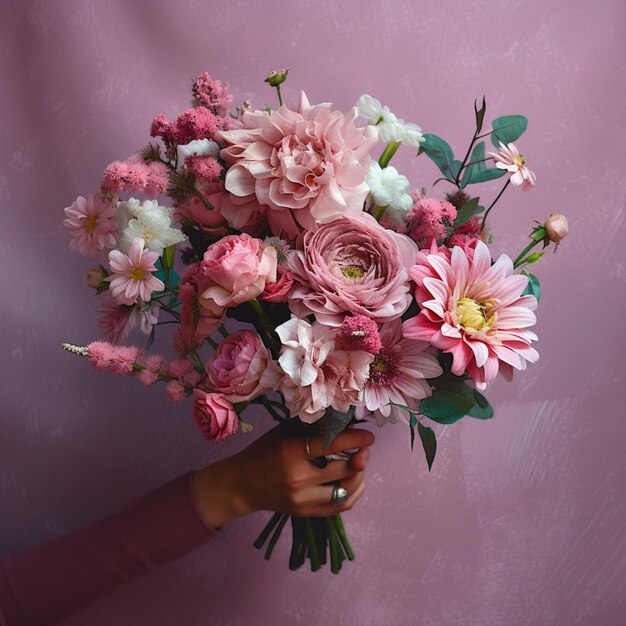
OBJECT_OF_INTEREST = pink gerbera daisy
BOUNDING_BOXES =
[489,141,536,191]
[402,241,539,388]
[63,193,118,256]
[107,238,164,305]
[356,319,443,426]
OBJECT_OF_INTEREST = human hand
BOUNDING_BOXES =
[192,425,375,529]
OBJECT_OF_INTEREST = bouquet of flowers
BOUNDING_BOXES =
[62,69,567,574]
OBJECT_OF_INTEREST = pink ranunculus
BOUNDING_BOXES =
[275,317,374,423]
[259,267,295,303]
[402,241,539,389]
[207,330,273,403]
[216,92,378,239]
[199,234,277,309]
[192,390,238,442]
[288,213,418,326]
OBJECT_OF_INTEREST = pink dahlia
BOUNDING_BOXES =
[356,320,442,426]
[216,92,378,238]
[489,141,536,191]
[402,241,539,388]
[288,213,418,326]
[107,238,164,305]
[63,194,118,256]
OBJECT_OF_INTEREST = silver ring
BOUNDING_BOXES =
[331,485,348,505]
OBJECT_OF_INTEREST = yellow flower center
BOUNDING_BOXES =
[341,265,365,279]
[513,155,525,167]
[84,216,98,232]
[129,267,146,282]
[456,297,497,331]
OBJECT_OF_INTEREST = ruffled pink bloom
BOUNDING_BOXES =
[192,391,238,442]
[288,213,418,326]
[107,238,164,306]
[192,72,233,118]
[489,141,536,191]
[355,320,442,426]
[259,267,295,303]
[64,194,118,257]
[402,241,539,388]
[199,234,277,309]
[275,317,374,423]
[87,341,142,376]
[336,315,383,354]
[207,330,274,403]
[406,194,457,248]
[216,92,378,238]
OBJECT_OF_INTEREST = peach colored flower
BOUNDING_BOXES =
[489,141,536,191]
[216,92,378,238]
[402,241,539,388]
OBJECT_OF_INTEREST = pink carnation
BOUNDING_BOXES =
[336,315,383,354]
[64,194,118,257]
[185,155,222,182]
[192,391,238,442]
[288,213,418,326]
[402,241,539,388]
[136,368,159,386]
[216,92,378,239]
[171,107,219,145]
[199,234,277,309]
[406,195,457,248]
[166,380,187,402]
[207,330,274,403]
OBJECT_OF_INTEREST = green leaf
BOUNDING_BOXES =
[409,411,417,451]
[419,133,462,181]
[522,251,544,265]
[322,406,355,451]
[474,97,487,134]
[419,389,475,424]
[417,421,437,471]
[467,389,494,419]
[491,115,528,147]
[460,142,486,188]
[466,167,507,184]
[521,270,541,301]
[453,197,480,228]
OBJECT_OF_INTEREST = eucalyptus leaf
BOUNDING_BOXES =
[521,271,541,301]
[409,411,417,451]
[461,142,486,188]
[491,115,528,147]
[419,134,462,181]
[466,167,507,184]
[467,389,494,419]
[417,421,437,471]
[323,406,355,451]
[453,197,480,228]
[419,389,475,424]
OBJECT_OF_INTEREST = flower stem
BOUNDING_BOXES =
[304,518,321,571]
[218,324,229,338]
[481,179,510,230]
[378,141,401,168]
[332,514,354,560]
[373,204,387,221]
[275,84,283,107]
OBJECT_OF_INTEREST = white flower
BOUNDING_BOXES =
[176,139,220,166]
[366,162,413,214]
[356,94,424,146]
[117,199,186,256]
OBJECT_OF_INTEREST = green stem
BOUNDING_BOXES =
[264,513,289,560]
[275,84,283,107]
[480,179,511,230]
[218,324,229,338]
[378,141,401,168]
[325,517,341,574]
[204,335,219,350]
[304,518,321,571]
[253,512,283,549]
[332,514,354,560]
[373,204,387,221]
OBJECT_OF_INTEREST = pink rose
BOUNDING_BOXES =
[199,234,277,309]
[216,92,378,239]
[192,390,238,442]
[288,213,418,326]
[207,330,273,402]
[259,268,295,303]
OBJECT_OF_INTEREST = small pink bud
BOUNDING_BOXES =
[86,266,108,290]
[544,213,569,243]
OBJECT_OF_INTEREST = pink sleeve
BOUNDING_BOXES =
[0,472,219,626]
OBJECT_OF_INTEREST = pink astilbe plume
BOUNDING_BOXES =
[192,72,233,118]
[87,341,142,375]
[101,156,169,197]
[64,194,118,257]
[402,241,539,388]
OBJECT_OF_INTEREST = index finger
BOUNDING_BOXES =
[309,427,375,459]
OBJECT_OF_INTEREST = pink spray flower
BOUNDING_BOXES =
[107,238,164,306]
[192,391,239,442]
[216,92,378,238]
[402,241,539,388]
[86,341,142,376]
[355,319,442,426]
[192,72,233,118]
[489,141,536,191]
[63,194,118,257]
[199,234,277,309]
[288,213,418,326]
[207,330,275,403]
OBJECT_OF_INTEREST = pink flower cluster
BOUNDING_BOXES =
[151,107,220,146]
[192,72,233,117]
[406,195,457,248]
[101,155,169,197]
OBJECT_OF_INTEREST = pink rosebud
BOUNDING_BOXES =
[192,391,238,442]
[86,266,108,290]
[207,330,273,402]
[544,213,569,243]
[199,234,277,309]
[259,268,295,303]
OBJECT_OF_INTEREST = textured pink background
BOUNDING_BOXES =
[2,1,625,624]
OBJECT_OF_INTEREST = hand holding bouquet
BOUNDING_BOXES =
[63,69,567,573]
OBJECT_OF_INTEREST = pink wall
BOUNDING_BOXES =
[1,0,625,623]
